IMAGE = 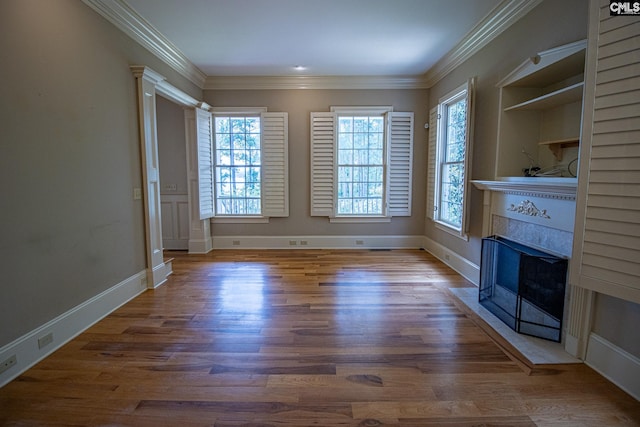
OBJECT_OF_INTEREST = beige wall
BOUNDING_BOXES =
[204,89,429,237]
[425,0,589,265]
[157,96,188,195]
[0,0,201,346]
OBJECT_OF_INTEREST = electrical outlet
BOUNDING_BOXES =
[300,240,308,246]
[289,240,297,246]
[356,240,364,246]
[0,355,17,374]
[232,240,241,246]
[38,333,53,349]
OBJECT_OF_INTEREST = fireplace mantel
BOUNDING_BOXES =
[472,177,577,200]
[471,177,577,257]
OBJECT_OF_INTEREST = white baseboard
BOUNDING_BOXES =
[421,236,480,285]
[212,235,424,250]
[188,237,213,254]
[0,270,147,388]
[585,333,640,401]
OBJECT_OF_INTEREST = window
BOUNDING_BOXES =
[337,115,385,215]
[195,108,289,222]
[311,107,414,221]
[427,78,475,237]
[214,115,262,215]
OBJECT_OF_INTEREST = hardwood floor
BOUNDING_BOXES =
[1,249,638,426]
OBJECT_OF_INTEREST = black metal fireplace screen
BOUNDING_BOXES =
[479,236,568,342]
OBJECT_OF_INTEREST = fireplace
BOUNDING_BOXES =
[479,236,568,342]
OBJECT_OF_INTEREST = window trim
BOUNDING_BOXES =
[429,78,475,240]
[332,106,392,219]
[211,107,287,222]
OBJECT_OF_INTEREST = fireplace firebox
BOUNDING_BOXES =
[479,236,568,342]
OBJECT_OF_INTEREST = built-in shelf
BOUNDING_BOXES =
[494,40,586,178]
[504,82,584,111]
[539,137,580,160]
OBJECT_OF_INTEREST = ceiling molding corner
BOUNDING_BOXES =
[82,0,207,89]
[422,0,543,88]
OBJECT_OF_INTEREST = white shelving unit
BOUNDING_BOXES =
[495,40,587,178]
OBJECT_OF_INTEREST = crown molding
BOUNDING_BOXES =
[82,0,207,88]
[84,0,541,91]
[203,75,430,90]
[422,0,543,88]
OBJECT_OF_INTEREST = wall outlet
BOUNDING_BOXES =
[300,240,308,246]
[289,240,297,246]
[38,332,54,349]
[232,240,241,246]
[133,188,142,200]
[0,355,17,374]
[356,240,364,246]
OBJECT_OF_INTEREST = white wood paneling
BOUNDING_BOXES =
[261,112,289,217]
[388,112,414,216]
[161,194,189,250]
[310,112,336,216]
[573,0,640,303]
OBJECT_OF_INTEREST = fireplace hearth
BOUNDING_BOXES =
[479,236,568,342]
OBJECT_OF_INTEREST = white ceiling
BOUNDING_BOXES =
[124,0,503,78]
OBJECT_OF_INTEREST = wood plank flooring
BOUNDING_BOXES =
[1,249,639,426]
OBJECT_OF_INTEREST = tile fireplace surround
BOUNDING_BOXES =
[471,177,582,362]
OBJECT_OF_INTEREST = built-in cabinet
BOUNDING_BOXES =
[495,39,587,179]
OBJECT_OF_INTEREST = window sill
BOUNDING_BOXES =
[212,216,270,224]
[330,216,391,224]
[434,221,469,241]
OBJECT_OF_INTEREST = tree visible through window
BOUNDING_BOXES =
[428,78,474,236]
[337,115,385,215]
[214,116,261,215]
[439,97,467,228]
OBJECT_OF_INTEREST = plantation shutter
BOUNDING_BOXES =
[261,112,289,217]
[195,108,215,220]
[387,112,414,216]
[572,0,640,303]
[310,112,336,216]
[461,77,476,234]
[426,106,438,220]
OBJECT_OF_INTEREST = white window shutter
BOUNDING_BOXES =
[426,106,438,220]
[310,112,336,216]
[388,112,414,216]
[461,77,476,234]
[261,112,289,217]
[195,108,215,220]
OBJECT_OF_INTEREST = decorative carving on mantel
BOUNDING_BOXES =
[503,191,575,201]
[507,200,550,219]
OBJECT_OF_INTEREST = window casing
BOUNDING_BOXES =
[311,107,414,221]
[336,114,386,216]
[196,107,288,223]
[214,115,262,215]
[427,79,475,238]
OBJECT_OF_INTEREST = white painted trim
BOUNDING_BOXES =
[0,271,147,388]
[585,333,640,401]
[423,0,543,88]
[82,0,206,88]
[204,75,429,90]
[422,236,480,285]
[188,238,213,254]
[213,235,423,250]
[84,0,537,91]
